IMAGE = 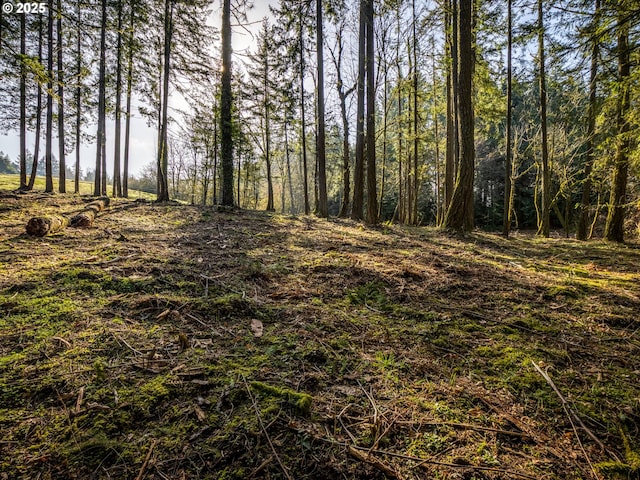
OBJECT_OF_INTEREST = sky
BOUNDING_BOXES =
[0,0,274,178]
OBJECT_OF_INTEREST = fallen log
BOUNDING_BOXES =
[70,197,110,227]
[25,215,70,236]
[26,197,111,236]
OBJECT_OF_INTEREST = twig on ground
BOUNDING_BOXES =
[396,419,531,439]
[532,361,602,480]
[135,439,157,480]
[349,446,403,479]
[75,386,85,414]
[315,434,539,480]
[112,333,143,356]
[242,375,293,480]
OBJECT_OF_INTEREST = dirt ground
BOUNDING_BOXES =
[1,191,639,479]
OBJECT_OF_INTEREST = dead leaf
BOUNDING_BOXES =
[194,405,206,422]
[250,319,263,337]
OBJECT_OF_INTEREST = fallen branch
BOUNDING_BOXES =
[532,361,602,479]
[349,446,403,479]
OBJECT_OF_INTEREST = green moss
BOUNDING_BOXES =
[136,375,173,413]
[407,432,448,457]
[595,461,640,478]
[93,359,107,382]
[250,381,312,415]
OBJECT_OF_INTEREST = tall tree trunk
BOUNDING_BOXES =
[442,0,474,231]
[351,0,366,221]
[298,6,309,215]
[365,0,377,224]
[113,0,123,197]
[123,3,134,198]
[604,9,630,243]
[379,35,389,220]
[502,0,513,237]
[213,102,218,204]
[57,0,66,193]
[395,10,403,223]
[316,0,328,218]
[451,0,460,187]
[443,0,457,216]
[94,0,107,196]
[406,39,413,224]
[45,0,54,193]
[411,0,419,224]
[157,0,172,202]
[265,117,274,211]
[220,0,234,206]
[19,13,27,189]
[264,52,274,211]
[28,17,44,190]
[74,0,81,193]
[284,119,295,214]
[577,0,600,241]
[537,0,550,237]
[432,40,441,225]
[334,28,352,218]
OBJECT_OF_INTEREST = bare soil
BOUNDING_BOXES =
[1,192,639,479]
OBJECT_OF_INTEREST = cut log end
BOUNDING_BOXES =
[26,215,69,237]
[70,209,98,227]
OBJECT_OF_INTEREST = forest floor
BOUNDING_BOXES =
[1,191,639,480]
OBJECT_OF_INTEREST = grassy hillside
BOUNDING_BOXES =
[0,174,155,200]
[0,192,639,479]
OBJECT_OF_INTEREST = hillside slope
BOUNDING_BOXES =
[1,192,639,479]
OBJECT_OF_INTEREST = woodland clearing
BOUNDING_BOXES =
[1,192,639,479]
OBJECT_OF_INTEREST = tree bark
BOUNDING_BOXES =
[28,16,44,190]
[57,0,66,193]
[365,0,377,225]
[26,215,69,236]
[45,0,54,193]
[577,0,600,241]
[113,0,123,198]
[94,0,107,196]
[537,0,550,237]
[334,28,352,218]
[264,42,274,211]
[123,3,134,198]
[316,0,328,218]
[74,0,81,194]
[70,197,110,227]
[220,0,234,206]
[283,117,295,214]
[443,0,457,217]
[411,0,419,225]
[298,4,309,215]
[25,197,111,236]
[604,10,630,243]
[502,0,513,237]
[19,13,27,190]
[351,0,366,221]
[157,0,172,202]
[442,0,474,232]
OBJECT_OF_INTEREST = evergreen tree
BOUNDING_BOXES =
[220,0,234,206]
